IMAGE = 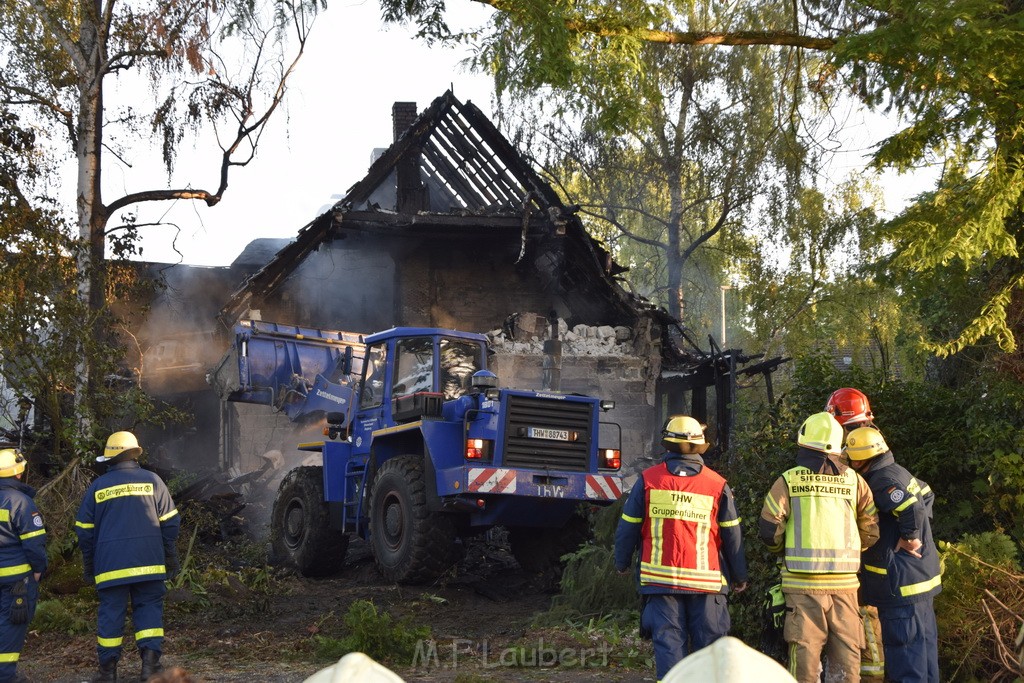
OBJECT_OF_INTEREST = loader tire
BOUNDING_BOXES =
[271,466,349,577]
[369,455,459,584]
[509,511,591,573]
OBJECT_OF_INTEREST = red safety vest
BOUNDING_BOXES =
[638,462,727,592]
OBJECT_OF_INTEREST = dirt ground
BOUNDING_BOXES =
[17,537,655,683]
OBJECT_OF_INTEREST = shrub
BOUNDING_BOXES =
[32,598,92,635]
[935,533,1024,682]
[313,600,430,665]
[538,500,639,625]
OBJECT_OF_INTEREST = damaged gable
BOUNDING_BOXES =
[219,90,637,330]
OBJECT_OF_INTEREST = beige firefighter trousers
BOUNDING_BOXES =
[783,592,863,683]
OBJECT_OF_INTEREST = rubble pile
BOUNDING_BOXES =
[487,313,633,356]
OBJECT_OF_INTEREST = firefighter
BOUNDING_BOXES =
[759,411,879,683]
[0,447,47,683]
[826,387,885,682]
[845,427,942,683]
[76,431,181,683]
[614,415,749,681]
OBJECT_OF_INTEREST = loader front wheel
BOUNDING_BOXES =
[271,466,348,577]
[369,455,458,584]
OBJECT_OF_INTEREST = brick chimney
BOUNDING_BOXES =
[392,102,417,142]
[392,101,426,212]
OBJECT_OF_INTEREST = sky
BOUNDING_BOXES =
[118,0,497,267]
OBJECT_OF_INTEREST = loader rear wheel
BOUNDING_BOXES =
[271,466,349,577]
[369,455,459,584]
[509,511,592,573]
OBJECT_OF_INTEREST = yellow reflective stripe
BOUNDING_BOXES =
[788,642,799,678]
[695,508,710,570]
[620,513,642,524]
[75,520,95,529]
[0,652,19,663]
[95,483,154,504]
[860,606,883,673]
[0,564,31,577]
[135,628,164,640]
[919,485,932,496]
[650,518,664,566]
[893,495,918,513]
[98,635,123,647]
[719,517,741,528]
[640,562,722,581]
[907,479,921,495]
[0,509,9,522]
[640,562,724,591]
[159,509,179,523]
[95,565,165,584]
[19,529,46,540]
[865,500,878,516]
[781,568,860,591]
[863,564,888,575]
[763,492,781,516]
[900,573,941,597]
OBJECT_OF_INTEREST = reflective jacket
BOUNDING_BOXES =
[858,452,942,606]
[759,448,879,594]
[614,453,748,595]
[0,478,47,583]
[75,461,180,589]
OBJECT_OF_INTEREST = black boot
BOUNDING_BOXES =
[139,648,163,681]
[93,658,118,683]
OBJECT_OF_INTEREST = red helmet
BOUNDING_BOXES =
[825,387,873,426]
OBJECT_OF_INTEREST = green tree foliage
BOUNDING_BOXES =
[383,0,1024,356]
[0,110,165,463]
[532,36,808,327]
[468,1,817,329]
[834,0,1024,356]
[732,182,928,378]
[0,0,323,432]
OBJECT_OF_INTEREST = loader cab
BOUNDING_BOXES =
[356,328,488,427]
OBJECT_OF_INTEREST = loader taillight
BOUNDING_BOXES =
[600,448,621,470]
[466,438,493,461]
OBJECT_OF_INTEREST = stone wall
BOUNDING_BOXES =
[487,312,661,472]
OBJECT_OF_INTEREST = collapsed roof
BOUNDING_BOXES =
[216,91,788,408]
[218,91,667,338]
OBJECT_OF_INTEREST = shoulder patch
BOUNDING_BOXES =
[889,489,905,504]
[32,513,43,527]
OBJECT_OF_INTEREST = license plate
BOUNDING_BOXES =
[527,427,569,441]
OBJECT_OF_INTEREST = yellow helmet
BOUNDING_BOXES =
[0,449,26,477]
[844,427,889,461]
[662,415,706,444]
[797,412,843,455]
[98,431,143,463]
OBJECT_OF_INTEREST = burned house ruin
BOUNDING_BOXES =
[131,91,786,506]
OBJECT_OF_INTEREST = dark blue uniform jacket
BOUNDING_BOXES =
[0,479,47,582]
[75,461,180,589]
[859,452,942,607]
